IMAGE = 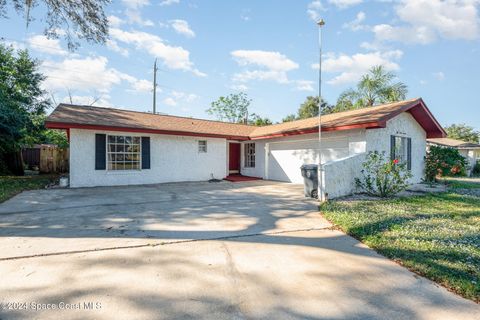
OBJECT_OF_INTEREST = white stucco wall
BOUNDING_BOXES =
[322,153,366,199]
[366,112,427,183]
[459,149,478,175]
[241,130,366,183]
[69,129,227,187]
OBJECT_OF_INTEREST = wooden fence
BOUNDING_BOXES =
[22,145,69,173]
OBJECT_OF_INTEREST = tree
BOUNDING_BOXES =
[207,92,251,123]
[282,114,297,123]
[0,43,51,174]
[336,65,408,111]
[249,113,272,126]
[445,124,480,144]
[0,0,110,50]
[282,96,332,122]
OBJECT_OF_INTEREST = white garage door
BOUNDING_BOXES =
[267,138,349,183]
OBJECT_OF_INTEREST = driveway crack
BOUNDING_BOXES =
[0,227,334,262]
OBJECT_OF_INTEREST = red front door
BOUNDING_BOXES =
[229,143,241,174]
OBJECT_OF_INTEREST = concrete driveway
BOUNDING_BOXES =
[0,181,478,319]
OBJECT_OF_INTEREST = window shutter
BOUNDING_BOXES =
[407,138,412,170]
[95,134,106,170]
[141,137,150,169]
[390,135,396,161]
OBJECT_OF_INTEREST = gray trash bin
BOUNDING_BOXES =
[300,164,318,198]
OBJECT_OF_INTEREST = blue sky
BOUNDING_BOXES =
[1,0,479,129]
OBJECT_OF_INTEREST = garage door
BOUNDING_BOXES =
[267,139,349,183]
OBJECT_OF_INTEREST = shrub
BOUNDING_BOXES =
[425,146,468,182]
[355,151,413,198]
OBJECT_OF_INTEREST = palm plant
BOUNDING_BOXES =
[336,66,408,111]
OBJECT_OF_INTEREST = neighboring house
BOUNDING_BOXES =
[46,98,445,199]
[427,137,480,176]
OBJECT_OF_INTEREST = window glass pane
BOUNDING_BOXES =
[107,135,142,171]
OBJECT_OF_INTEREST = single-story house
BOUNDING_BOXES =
[427,137,480,176]
[46,98,445,199]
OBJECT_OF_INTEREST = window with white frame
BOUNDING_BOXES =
[244,143,255,168]
[198,140,207,153]
[107,135,141,170]
[391,135,411,169]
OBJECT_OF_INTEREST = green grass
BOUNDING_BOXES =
[321,193,480,302]
[441,178,480,190]
[0,175,58,203]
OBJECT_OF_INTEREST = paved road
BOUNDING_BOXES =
[0,181,478,319]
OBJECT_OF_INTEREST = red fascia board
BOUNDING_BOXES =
[250,121,384,140]
[377,99,446,139]
[45,122,250,141]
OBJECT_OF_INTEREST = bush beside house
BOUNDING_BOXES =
[425,146,468,182]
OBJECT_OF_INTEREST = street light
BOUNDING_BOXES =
[317,19,325,202]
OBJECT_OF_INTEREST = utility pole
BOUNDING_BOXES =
[317,19,325,202]
[153,58,158,114]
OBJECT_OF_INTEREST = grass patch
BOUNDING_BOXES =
[0,175,58,203]
[442,178,480,190]
[321,193,480,302]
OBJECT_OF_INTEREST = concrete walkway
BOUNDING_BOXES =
[0,181,478,319]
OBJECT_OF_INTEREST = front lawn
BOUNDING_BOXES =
[0,175,58,203]
[321,193,480,302]
[442,177,480,190]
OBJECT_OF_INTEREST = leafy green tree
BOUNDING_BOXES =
[282,114,297,123]
[249,113,272,126]
[0,43,51,174]
[207,92,251,123]
[445,124,480,144]
[0,0,110,50]
[282,96,332,122]
[336,65,408,111]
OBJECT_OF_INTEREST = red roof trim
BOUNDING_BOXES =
[376,99,446,138]
[250,121,385,140]
[45,122,250,141]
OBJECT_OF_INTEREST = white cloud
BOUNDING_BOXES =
[27,35,68,56]
[106,39,129,57]
[307,1,325,21]
[124,8,154,27]
[313,50,403,85]
[108,15,124,28]
[295,80,315,91]
[122,0,149,9]
[41,56,152,95]
[61,94,112,107]
[110,28,205,76]
[372,0,480,44]
[329,0,363,9]
[160,0,180,6]
[170,19,195,38]
[163,97,177,106]
[231,50,299,85]
[231,50,299,72]
[230,84,249,91]
[162,90,197,108]
[130,79,153,92]
[433,71,445,80]
[343,11,366,31]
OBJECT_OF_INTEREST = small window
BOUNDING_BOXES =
[107,135,141,170]
[244,143,255,168]
[391,135,411,169]
[198,140,207,153]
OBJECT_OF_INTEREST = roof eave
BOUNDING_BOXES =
[45,121,251,141]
